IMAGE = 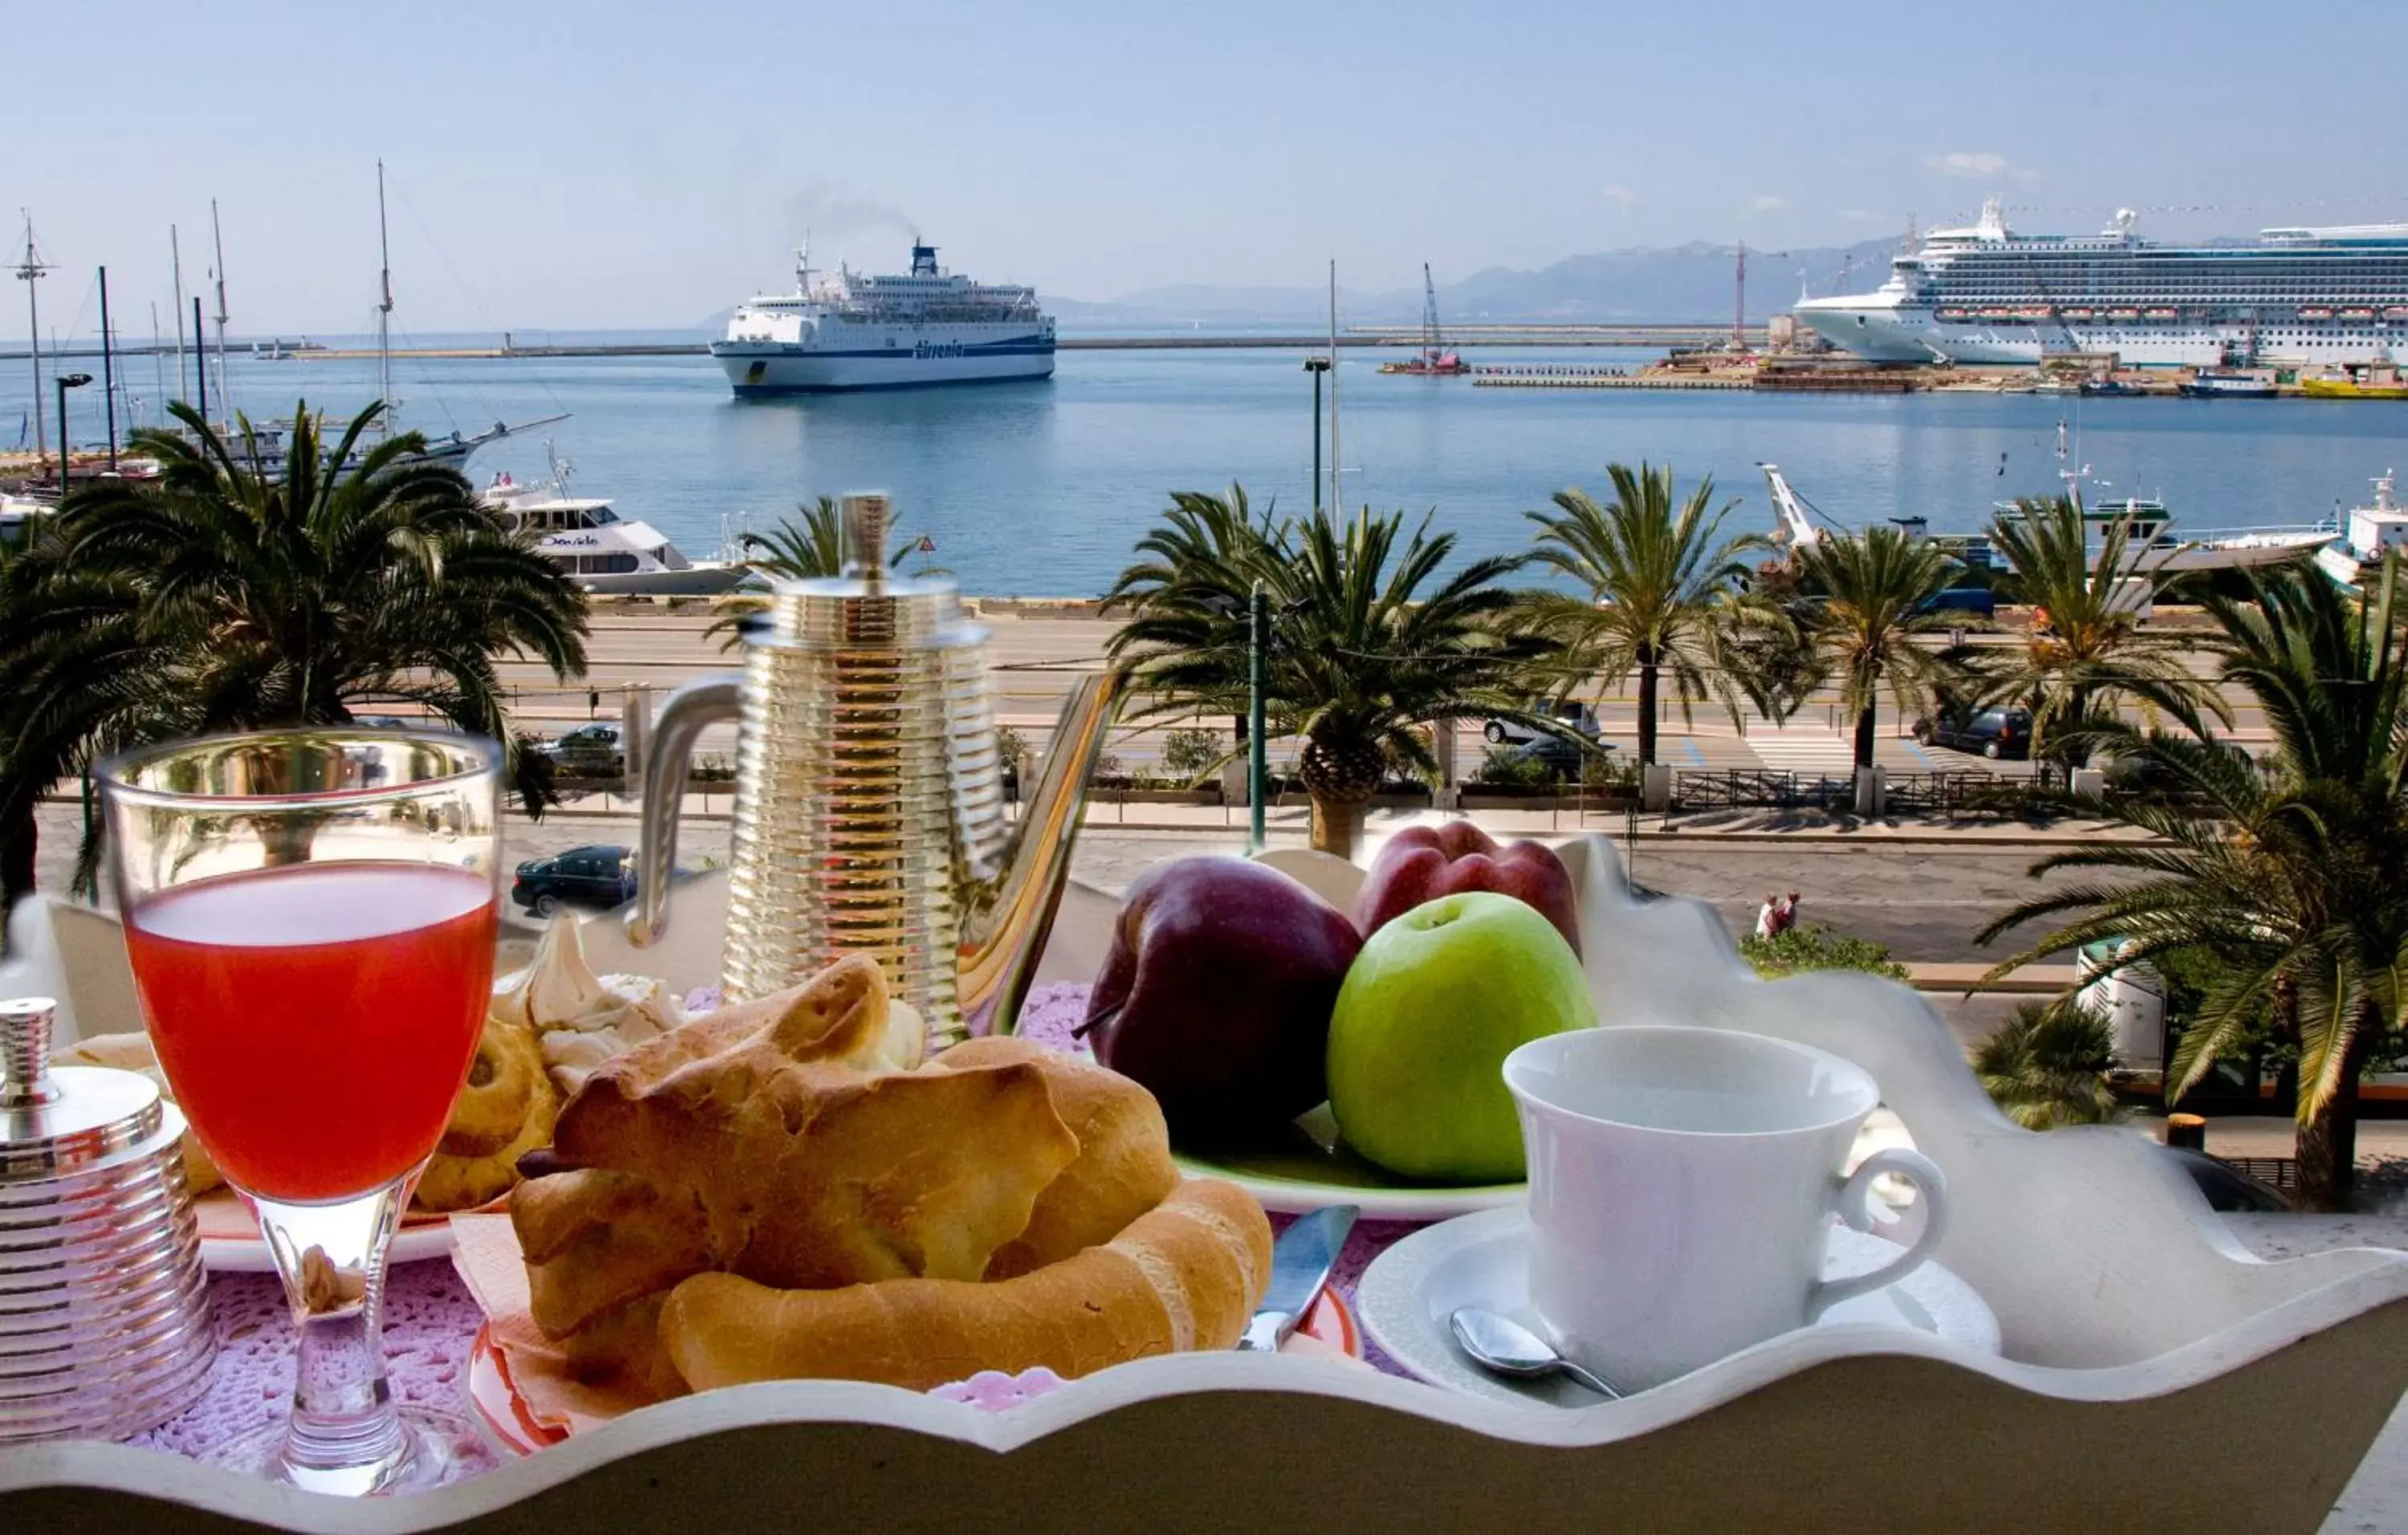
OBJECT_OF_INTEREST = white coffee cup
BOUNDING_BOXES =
[1502,1025,1948,1392]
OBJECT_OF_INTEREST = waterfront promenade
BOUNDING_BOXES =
[510,601,2281,779]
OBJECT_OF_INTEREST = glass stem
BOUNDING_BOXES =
[250,1177,411,1484]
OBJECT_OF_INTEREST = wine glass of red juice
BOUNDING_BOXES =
[100,730,501,1493]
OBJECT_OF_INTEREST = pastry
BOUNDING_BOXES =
[439,1014,549,1158]
[59,1032,224,1195]
[660,1177,1273,1392]
[932,1036,1181,1279]
[516,955,1079,1378]
[491,916,688,1093]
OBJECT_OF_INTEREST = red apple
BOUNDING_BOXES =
[1076,857,1361,1143]
[1352,824,1580,955]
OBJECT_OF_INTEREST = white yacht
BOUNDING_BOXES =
[480,458,740,596]
[1797,200,2408,368]
[2315,471,2408,593]
[710,241,1056,393]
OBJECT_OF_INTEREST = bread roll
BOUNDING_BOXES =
[934,1036,1182,1279]
[660,1178,1274,1393]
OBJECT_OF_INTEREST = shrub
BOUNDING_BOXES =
[1161,728,1223,785]
[995,725,1030,772]
[1473,744,1557,788]
[1738,923,1910,982]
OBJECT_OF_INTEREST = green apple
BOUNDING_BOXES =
[1327,890,1595,1181]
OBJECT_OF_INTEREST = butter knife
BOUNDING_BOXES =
[1239,1204,1358,1352]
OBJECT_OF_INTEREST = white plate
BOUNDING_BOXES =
[196,1191,476,1272]
[201,1223,458,1274]
[1357,1205,2000,1406]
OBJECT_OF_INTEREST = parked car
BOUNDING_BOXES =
[1486,698,1604,745]
[1927,706,2033,760]
[1511,733,1614,782]
[511,844,638,918]
[542,723,624,776]
[1918,587,1997,620]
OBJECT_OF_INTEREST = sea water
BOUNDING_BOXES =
[10,337,2401,596]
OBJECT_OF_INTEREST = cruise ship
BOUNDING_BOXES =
[1795,200,2408,368]
[710,242,1056,394]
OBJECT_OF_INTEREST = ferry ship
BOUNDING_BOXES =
[1796,200,2408,368]
[710,242,1056,394]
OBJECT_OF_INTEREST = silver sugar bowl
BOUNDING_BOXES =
[1,996,215,1443]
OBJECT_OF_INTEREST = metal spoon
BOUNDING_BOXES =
[1448,1307,1623,1399]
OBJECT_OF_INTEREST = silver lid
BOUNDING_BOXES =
[0,997,169,1181]
[755,493,978,653]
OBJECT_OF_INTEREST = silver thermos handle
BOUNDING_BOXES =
[624,676,742,947]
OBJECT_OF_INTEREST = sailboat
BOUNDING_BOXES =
[1379,263,1470,376]
[188,165,565,479]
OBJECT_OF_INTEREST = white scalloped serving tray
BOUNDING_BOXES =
[8,837,2408,1532]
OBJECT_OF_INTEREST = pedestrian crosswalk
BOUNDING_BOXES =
[1739,728,1859,776]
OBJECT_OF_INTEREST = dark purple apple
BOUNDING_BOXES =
[1353,823,1580,955]
[1076,857,1361,1143]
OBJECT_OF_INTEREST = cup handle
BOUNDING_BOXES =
[1808,1146,1950,1319]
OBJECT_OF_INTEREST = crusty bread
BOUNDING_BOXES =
[660,1177,1275,1392]
[934,1036,1182,1280]
[512,957,1081,1380]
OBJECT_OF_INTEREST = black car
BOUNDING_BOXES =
[511,845,637,918]
[1512,733,1614,781]
[543,723,625,776]
[1929,706,2032,760]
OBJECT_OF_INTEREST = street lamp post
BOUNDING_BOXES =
[1303,357,1331,511]
[1248,581,1268,851]
[55,372,92,491]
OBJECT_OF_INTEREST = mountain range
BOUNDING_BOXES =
[1045,237,1906,327]
[696,236,1910,330]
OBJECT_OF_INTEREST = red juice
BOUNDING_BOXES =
[122,862,498,1203]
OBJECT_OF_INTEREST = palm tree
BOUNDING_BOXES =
[1978,496,2227,762]
[1521,464,1768,765]
[1973,997,2122,1130]
[1796,526,1965,768]
[1108,496,1557,857]
[708,495,942,646]
[1102,487,1302,780]
[0,401,588,891]
[1979,560,2408,1211]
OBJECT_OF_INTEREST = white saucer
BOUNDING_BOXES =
[1358,1205,2000,1406]
[201,1223,457,1274]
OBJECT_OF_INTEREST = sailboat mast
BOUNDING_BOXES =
[151,303,166,428]
[98,265,116,470]
[209,199,230,425]
[170,224,188,406]
[14,215,46,470]
[376,159,393,424]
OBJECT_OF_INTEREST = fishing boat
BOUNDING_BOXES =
[1379,265,1470,376]
[2313,471,2408,592]
[1990,422,2334,574]
[2301,364,2408,400]
[2178,369,2279,399]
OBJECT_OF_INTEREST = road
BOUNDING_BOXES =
[489,605,2271,783]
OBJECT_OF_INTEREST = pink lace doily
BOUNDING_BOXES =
[118,981,1411,1476]
[128,1266,492,1472]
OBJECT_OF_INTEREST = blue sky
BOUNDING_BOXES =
[10,0,2402,335]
